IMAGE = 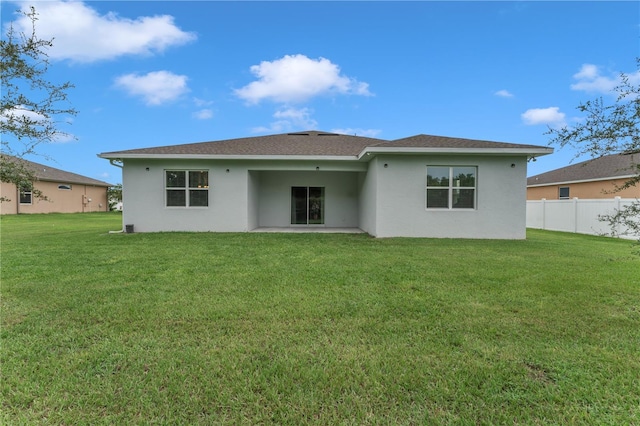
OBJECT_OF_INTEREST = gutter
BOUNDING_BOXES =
[98,146,554,164]
[99,154,359,161]
[357,146,554,161]
[98,148,554,163]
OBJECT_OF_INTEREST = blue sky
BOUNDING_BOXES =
[2,1,639,184]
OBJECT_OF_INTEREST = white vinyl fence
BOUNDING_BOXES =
[527,197,639,240]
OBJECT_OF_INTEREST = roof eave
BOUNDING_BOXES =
[98,153,360,161]
[99,147,554,162]
[527,174,638,187]
[357,146,554,160]
[36,178,112,187]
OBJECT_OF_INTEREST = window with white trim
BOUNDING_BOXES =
[426,166,477,209]
[165,170,209,207]
[558,186,570,199]
[58,184,72,190]
[19,187,32,205]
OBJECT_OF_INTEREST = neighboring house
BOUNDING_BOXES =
[98,131,552,238]
[0,156,112,215]
[527,152,639,200]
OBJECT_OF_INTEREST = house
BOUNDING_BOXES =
[526,153,639,238]
[0,156,112,215]
[527,152,639,200]
[98,131,552,238]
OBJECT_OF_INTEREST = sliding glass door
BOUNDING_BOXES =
[291,187,324,225]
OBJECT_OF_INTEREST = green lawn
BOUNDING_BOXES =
[1,213,639,425]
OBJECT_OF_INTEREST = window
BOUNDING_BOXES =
[19,187,32,204]
[165,170,209,207]
[58,184,72,190]
[426,166,476,209]
[558,186,570,199]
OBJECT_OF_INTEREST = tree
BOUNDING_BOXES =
[1,6,77,202]
[547,59,640,245]
[107,183,123,211]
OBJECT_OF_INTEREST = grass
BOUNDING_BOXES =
[1,212,639,425]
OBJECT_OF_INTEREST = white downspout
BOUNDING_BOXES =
[108,159,124,234]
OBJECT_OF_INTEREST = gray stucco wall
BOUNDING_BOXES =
[357,157,378,236]
[247,170,259,231]
[121,159,366,232]
[120,155,529,238]
[122,159,249,232]
[371,154,529,239]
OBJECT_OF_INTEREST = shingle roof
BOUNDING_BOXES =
[101,131,385,157]
[1,155,112,187]
[376,134,547,151]
[527,153,639,186]
[99,130,551,159]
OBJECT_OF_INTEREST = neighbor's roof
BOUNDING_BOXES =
[1,155,112,187]
[99,130,553,160]
[527,152,639,186]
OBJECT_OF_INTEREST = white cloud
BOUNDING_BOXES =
[521,107,566,128]
[573,64,600,80]
[114,71,189,106]
[273,108,317,128]
[251,107,318,133]
[1,105,46,122]
[193,109,213,120]
[9,1,196,62]
[235,54,373,104]
[570,63,640,96]
[570,64,619,94]
[331,128,382,138]
[193,98,214,107]
[494,89,514,98]
[51,132,76,143]
[191,98,214,119]
[1,105,76,142]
